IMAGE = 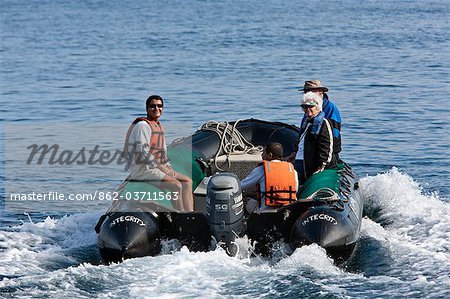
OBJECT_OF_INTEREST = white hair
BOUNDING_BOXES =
[302,91,323,110]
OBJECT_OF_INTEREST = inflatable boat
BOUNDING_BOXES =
[95,119,364,264]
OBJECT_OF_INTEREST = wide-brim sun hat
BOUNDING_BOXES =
[299,80,329,92]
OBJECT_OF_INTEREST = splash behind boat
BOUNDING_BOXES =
[95,119,364,264]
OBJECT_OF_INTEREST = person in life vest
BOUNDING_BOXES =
[241,142,298,213]
[123,95,194,211]
[291,91,338,183]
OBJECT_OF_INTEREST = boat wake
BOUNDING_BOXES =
[352,167,450,296]
[0,212,101,278]
[360,167,449,254]
[1,167,449,298]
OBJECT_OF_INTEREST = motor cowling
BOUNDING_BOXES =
[205,173,244,255]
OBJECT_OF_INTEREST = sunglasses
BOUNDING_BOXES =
[149,104,164,109]
[301,105,316,109]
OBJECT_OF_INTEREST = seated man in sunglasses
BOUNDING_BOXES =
[123,95,194,211]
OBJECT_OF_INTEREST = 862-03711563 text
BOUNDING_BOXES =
[8,191,179,201]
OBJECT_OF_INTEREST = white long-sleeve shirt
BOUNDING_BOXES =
[295,123,310,160]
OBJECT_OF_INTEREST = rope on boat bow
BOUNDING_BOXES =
[303,187,347,211]
[201,120,263,171]
[304,187,340,202]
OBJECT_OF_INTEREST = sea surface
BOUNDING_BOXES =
[1,0,449,298]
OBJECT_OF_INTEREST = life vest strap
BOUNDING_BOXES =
[126,117,168,165]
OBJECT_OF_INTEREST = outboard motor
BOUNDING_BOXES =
[205,173,244,256]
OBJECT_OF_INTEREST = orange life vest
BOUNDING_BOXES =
[127,117,168,164]
[262,160,297,207]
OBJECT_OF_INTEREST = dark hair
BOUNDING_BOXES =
[146,95,164,110]
[265,142,283,159]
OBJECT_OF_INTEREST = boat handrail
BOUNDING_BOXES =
[303,187,340,202]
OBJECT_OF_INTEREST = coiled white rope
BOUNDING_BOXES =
[201,120,263,171]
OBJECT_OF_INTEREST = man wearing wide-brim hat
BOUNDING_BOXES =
[298,80,342,158]
[299,80,330,93]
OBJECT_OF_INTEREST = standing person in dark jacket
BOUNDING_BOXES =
[292,91,337,183]
[299,80,342,158]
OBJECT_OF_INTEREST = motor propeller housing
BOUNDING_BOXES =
[205,173,244,255]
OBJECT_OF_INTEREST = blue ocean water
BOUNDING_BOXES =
[1,0,449,298]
